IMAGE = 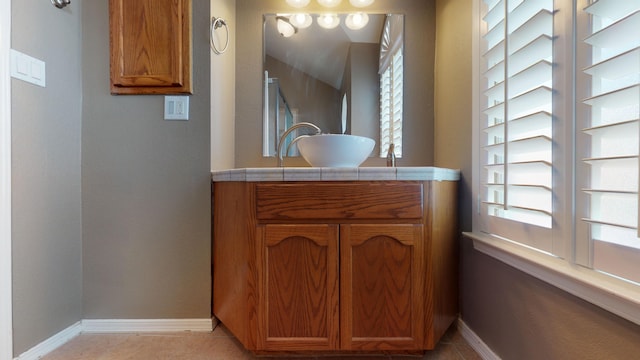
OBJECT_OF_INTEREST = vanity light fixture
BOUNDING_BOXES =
[349,0,374,7]
[276,16,298,37]
[285,0,310,8]
[317,0,342,8]
[317,13,340,29]
[345,12,369,30]
[289,13,313,29]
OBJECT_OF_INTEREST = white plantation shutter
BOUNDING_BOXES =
[379,48,403,158]
[380,67,391,154]
[379,14,403,158]
[577,0,640,284]
[392,50,403,157]
[480,0,554,250]
[474,0,640,321]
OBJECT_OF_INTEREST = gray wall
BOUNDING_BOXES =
[235,0,435,167]
[12,0,212,354]
[11,0,83,355]
[433,0,640,359]
[347,43,379,154]
[81,0,211,319]
[265,55,341,134]
[460,240,640,359]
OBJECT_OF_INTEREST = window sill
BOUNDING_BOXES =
[463,232,640,326]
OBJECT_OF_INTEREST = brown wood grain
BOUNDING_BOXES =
[340,224,424,351]
[424,180,459,349]
[109,0,192,94]
[258,224,340,351]
[256,182,423,220]
[212,180,459,354]
[212,182,256,348]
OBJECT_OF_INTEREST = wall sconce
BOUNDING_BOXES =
[317,0,342,8]
[289,13,313,29]
[317,13,340,29]
[276,16,298,37]
[345,13,369,30]
[285,0,310,8]
[349,0,374,7]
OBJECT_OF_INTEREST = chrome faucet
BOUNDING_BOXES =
[277,122,322,167]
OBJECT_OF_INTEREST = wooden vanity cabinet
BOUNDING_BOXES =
[212,181,458,355]
[109,0,192,95]
[340,224,425,351]
[257,224,340,351]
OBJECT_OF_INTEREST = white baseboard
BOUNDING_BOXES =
[458,318,500,360]
[82,318,215,333]
[14,318,215,360]
[18,318,487,360]
[14,321,82,360]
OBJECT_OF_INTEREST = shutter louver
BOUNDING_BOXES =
[380,68,391,156]
[379,48,403,158]
[392,50,403,157]
[480,0,554,250]
[579,0,640,284]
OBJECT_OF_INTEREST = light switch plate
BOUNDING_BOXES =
[164,96,189,120]
[10,49,46,87]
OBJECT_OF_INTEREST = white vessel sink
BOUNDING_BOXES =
[296,134,375,167]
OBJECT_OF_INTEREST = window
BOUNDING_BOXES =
[472,0,640,324]
[576,0,640,284]
[478,0,555,251]
[379,14,404,158]
[379,49,403,158]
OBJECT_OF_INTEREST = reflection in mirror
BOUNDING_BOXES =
[262,13,404,159]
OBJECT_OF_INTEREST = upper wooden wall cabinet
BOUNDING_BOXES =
[109,0,192,95]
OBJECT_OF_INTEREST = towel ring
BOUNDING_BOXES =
[210,17,229,55]
[51,0,71,9]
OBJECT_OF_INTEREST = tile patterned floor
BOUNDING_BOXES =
[42,323,482,360]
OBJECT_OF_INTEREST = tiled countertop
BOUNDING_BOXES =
[211,167,460,182]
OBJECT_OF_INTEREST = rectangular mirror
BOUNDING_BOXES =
[262,13,404,159]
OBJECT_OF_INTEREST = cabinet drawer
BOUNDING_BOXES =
[256,182,423,220]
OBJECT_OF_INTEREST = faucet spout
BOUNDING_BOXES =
[277,122,322,167]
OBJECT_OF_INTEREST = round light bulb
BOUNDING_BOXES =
[345,12,369,30]
[276,17,297,37]
[285,0,310,8]
[289,13,312,29]
[317,0,342,8]
[317,13,340,29]
[349,0,374,7]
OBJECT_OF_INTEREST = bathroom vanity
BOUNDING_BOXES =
[211,167,459,355]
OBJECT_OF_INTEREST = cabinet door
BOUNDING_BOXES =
[109,0,192,94]
[340,224,424,351]
[257,224,340,351]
